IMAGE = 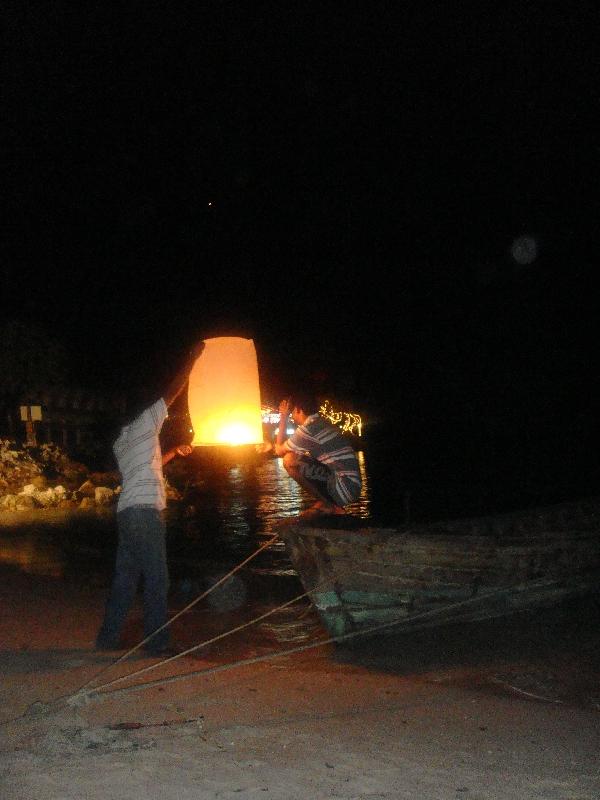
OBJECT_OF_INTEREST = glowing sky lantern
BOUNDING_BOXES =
[188,337,264,446]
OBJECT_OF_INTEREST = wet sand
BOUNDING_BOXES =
[1,554,600,798]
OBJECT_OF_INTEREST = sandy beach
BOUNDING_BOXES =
[1,553,599,800]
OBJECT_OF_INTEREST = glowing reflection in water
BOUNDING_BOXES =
[348,449,370,519]
[255,457,304,530]
[0,535,64,578]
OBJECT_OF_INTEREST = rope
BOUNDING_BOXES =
[74,552,386,700]
[75,574,576,703]
[7,534,598,721]
[73,534,278,695]
[1,565,335,724]
[68,557,368,700]
[84,581,324,694]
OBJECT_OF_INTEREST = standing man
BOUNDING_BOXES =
[96,342,205,655]
[262,393,361,517]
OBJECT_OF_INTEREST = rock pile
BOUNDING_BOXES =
[0,439,115,511]
[0,439,182,512]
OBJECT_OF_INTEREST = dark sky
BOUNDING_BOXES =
[3,2,598,424]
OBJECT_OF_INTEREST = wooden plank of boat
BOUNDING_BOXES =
[277,499,600,640]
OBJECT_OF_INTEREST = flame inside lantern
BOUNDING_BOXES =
[188,337,264,446]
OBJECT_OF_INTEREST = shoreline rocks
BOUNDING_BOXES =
[0,438,181,513]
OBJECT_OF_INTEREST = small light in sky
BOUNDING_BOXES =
[208,201,212,207]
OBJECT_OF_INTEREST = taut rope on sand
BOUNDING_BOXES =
[1,546,580,724]
[74,533,280,695]
[72,575,573,704]
[0,534,278,725]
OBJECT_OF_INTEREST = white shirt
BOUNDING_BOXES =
[113,398,168,512]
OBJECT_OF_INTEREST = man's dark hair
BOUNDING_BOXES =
[290,393,320,416]
[107,387,158,444]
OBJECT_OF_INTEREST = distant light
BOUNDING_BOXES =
[269,425,296,438]
[319,400,362,437]
[510,235,538,265]
[208,201,212,207]
[261,410,280,424]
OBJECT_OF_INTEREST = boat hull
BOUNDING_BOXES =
[278,499,600,640]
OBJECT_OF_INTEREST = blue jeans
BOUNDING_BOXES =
[96,506,169,653]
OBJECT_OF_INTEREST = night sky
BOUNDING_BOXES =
[3,2,598,484]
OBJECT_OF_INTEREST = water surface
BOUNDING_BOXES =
[0,441,589,583]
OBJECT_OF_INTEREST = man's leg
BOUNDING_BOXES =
[138,508,170,654]
[282,452,345,513]
[96,509,142,649]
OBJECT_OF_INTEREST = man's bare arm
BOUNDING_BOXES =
[162,444,193,466]
[163,341,205,408]
[272,398,291,456]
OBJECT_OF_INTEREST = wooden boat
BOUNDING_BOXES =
[277,498,600,641]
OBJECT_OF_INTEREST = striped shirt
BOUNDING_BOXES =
[114,398,168,512]
[284,413,361,505]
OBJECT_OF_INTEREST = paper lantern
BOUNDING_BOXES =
[188,337,264,446]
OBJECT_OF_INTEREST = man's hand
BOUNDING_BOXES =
[278,398,292,417]
[275,397,293,451]
[255,441,273,455]
[162,443,193,466]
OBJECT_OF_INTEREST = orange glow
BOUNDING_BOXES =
[188,337,264,446]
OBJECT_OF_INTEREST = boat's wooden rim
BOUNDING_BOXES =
[276,497,600,540]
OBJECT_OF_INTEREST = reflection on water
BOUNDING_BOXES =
[212,452,370,547]
[0,534,65,578]
[354,450,370,517]
[1,434,584,583]
[0,511,118,580]
[0,451,372,583]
